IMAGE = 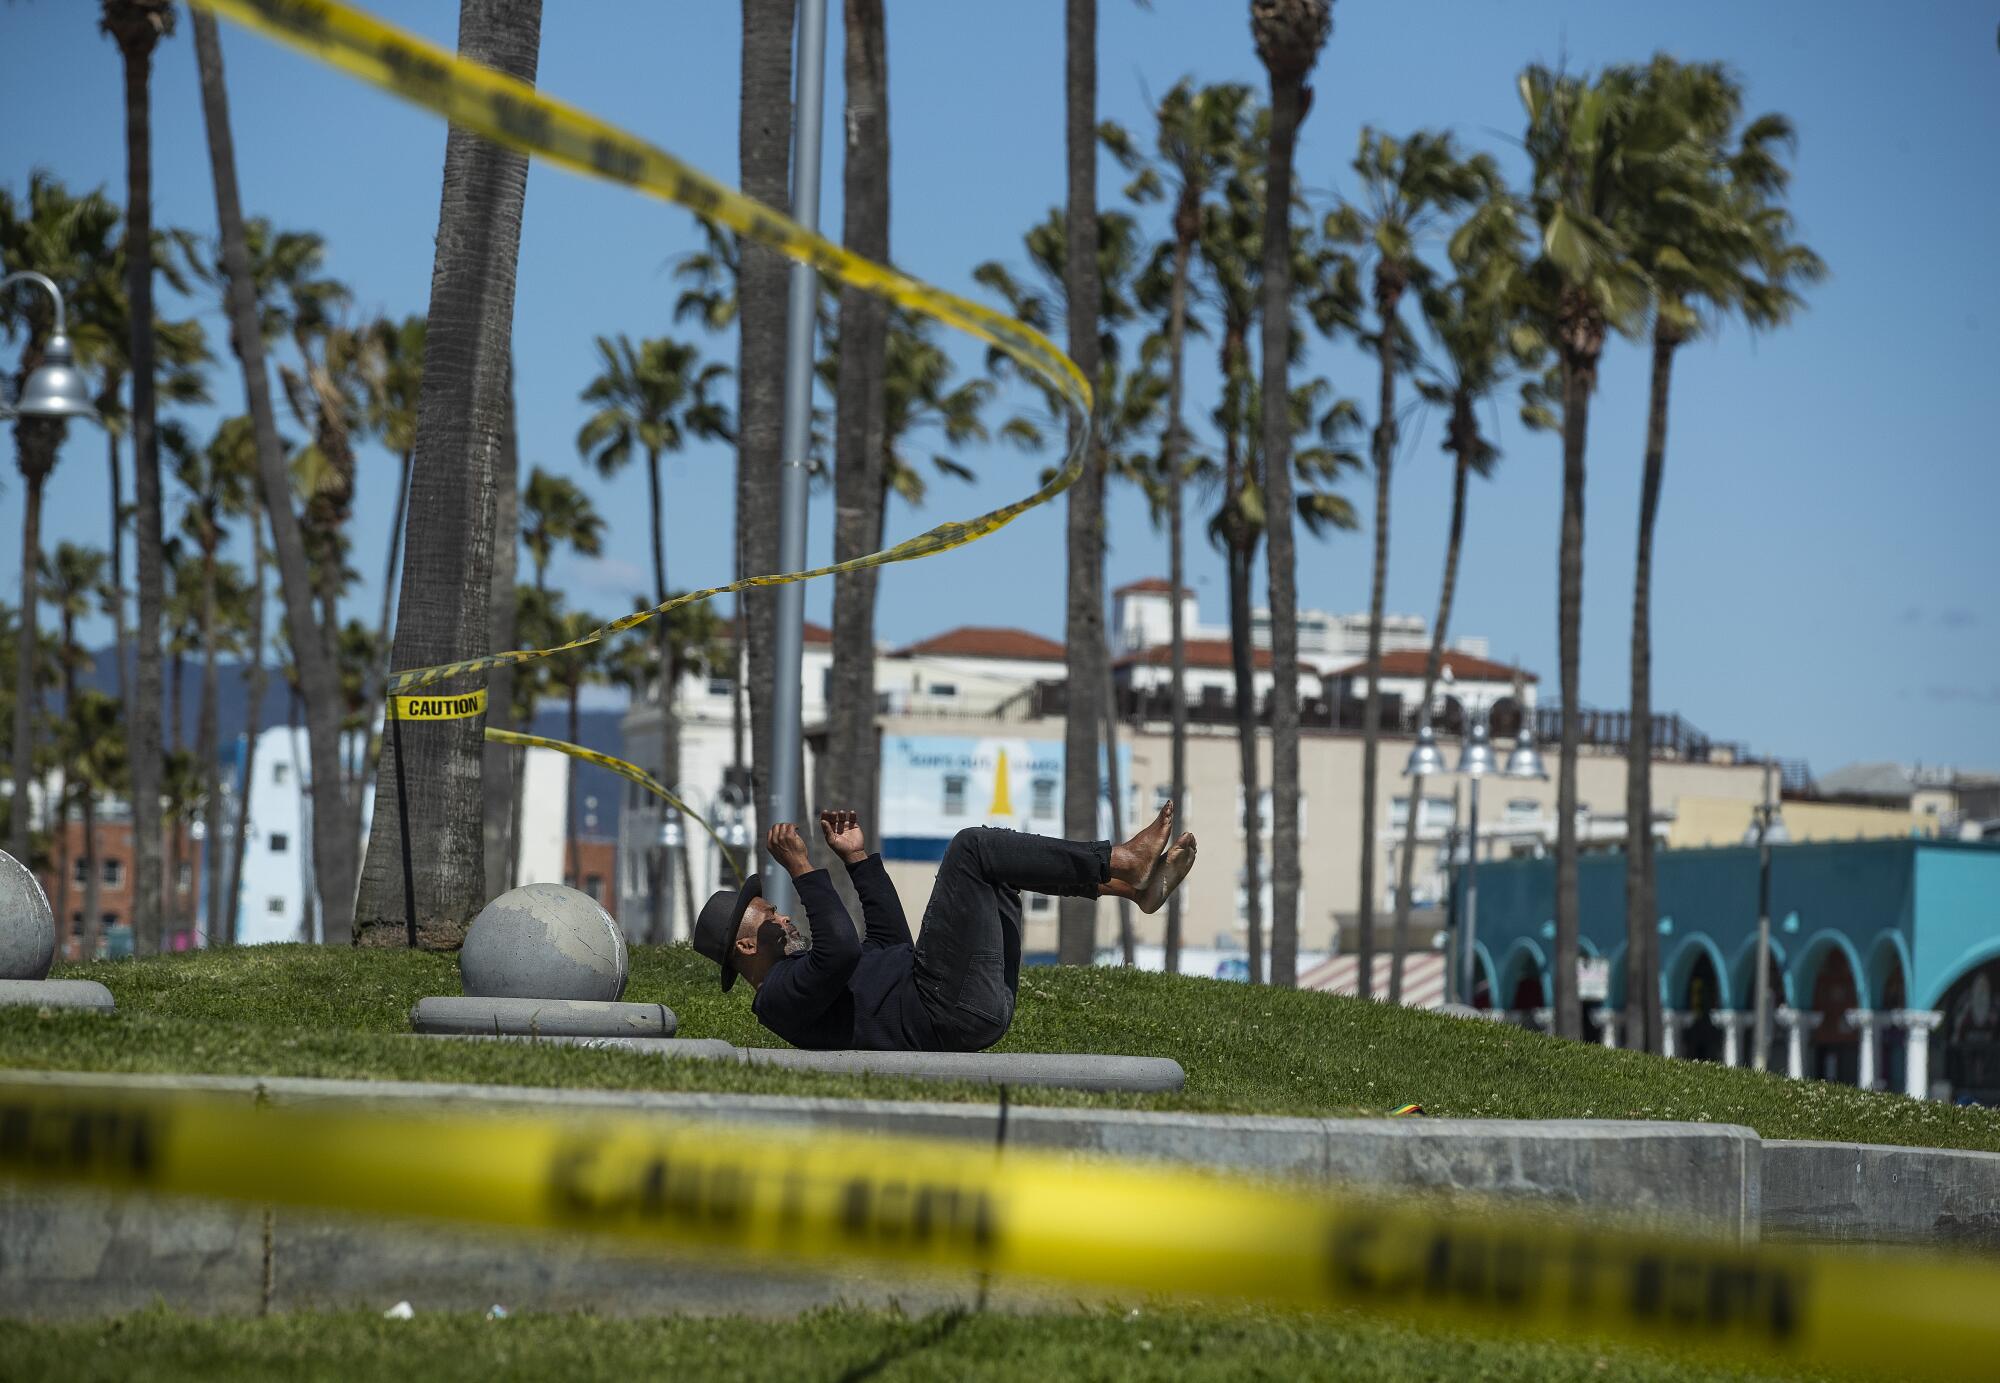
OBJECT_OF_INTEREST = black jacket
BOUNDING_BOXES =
[750,855,939,1051]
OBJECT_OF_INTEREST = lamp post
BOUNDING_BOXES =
[1745,760,1789,1071]
[0,270,99,422]
[1408,695,1545,1007]
[764,0,830,913]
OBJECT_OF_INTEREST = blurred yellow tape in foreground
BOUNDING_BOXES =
[2,1076,1996,1377]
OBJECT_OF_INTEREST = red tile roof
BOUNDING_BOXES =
[1327,649,1538,683]
[891,626,1068,661]
[1113,577,1193,597]
[1115,639,1316,675]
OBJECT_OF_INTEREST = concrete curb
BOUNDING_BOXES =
[411,1034,1188,1092]
[1763,1138,2000,1251]
[409,996,677,1038]
[0,980,115,1013]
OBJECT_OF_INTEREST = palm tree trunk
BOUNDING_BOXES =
[80,785,101,960]
[9,468,47,862]
[353,0,543,947]
[225,495,267,946]
[1228,533,1263,984]
[107,417,131,712]
[1626,329,1676,1053]
[378,450,413,651]
[826,0,889,924]
[1390,428,1471,1004]
[171,648,184,755]
[1553,352,1591,1040]
[119,24,167,958]
[565,683,581,887]
[1162,213,1194,977]
[198,548,223,945]
[53,789,72,958]
[1058,0,1104,968]
[644,443,682,938]
[1357,297,1399,1002]
[737,0,796,852]
[1103,672,1134,964]
[482,377,518,904]
[193,9,358,943]
[1258,72,1306,991]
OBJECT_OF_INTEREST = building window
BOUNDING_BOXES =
[176,863,192,891]
[942,774,967,817]
[707,676,732,697]
[73,859,88,885]
[270,833,289,854]
[103,859,123,888]
[1031,776,1057,818]
[929,683,958,698]
[267,896,285,915]
[1028,892,1053,915]
[1505,798,1540,824]
[585,873,604,902]
[1390,796,1454,831]
[273,762,290,785]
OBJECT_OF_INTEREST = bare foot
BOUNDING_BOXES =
[1109,802,1174,886]
[1138,833,1197,914]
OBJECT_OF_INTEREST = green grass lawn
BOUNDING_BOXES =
[0,1304,1859,1383]
[0,943,1994,1152]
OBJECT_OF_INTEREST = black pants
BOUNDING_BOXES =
[911,827,1109,1052]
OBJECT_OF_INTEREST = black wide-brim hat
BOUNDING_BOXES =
[693,875,762,992]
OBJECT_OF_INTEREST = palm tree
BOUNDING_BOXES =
[576,332,730,937]
[520,465,605,601]
[1386,196,1533,1002]
[42,543,107,950]
[736,0,796,852]
[1250,0,1334,990]
[173,416,257,945]
[101,0,177,955]
[1057,0,1105,968]
[1323,127,1495,998]
[180,9,362,943]
[359,314,425,661]
[352,0,544,947]
[1517,63,1661,1038]
[1111,78,1253,974]
[1620,60,1823,1052]
[824,0,890,856]
[1,174,122,865]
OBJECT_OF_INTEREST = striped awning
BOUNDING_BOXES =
[1298,951,1448,1009]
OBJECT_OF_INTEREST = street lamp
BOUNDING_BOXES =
[1745,761,1788,1071]
[0,270,100,422]
[1406,694,1544,1008]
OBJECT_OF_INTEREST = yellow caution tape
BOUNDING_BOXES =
[388,689,487,722]
[192,0,1093,703]
[484,727,746,885]
[2,1076,1997,1376]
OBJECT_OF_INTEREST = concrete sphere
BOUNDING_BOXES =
[460,882,628,1001]
[0,848,56,981]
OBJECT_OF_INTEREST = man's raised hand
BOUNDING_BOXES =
[818,809,868,865]
[765,823,813,878]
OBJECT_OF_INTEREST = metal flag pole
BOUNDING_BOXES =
[764,0,829,913]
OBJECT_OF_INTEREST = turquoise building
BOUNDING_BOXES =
[1458,839,2000,1104]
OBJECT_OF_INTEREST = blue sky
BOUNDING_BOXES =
[3,1,1996,777]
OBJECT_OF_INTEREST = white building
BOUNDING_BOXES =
[228,723,571,944]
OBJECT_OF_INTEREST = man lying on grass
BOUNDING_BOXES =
[693,808,1197,1053]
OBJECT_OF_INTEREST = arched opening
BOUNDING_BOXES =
[1509,967,1546,1013]
[1810,946,1861,1084]
[1940,958,2000,1105]
[1732,943,1787,1070]
[1680,950,1724,1062]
